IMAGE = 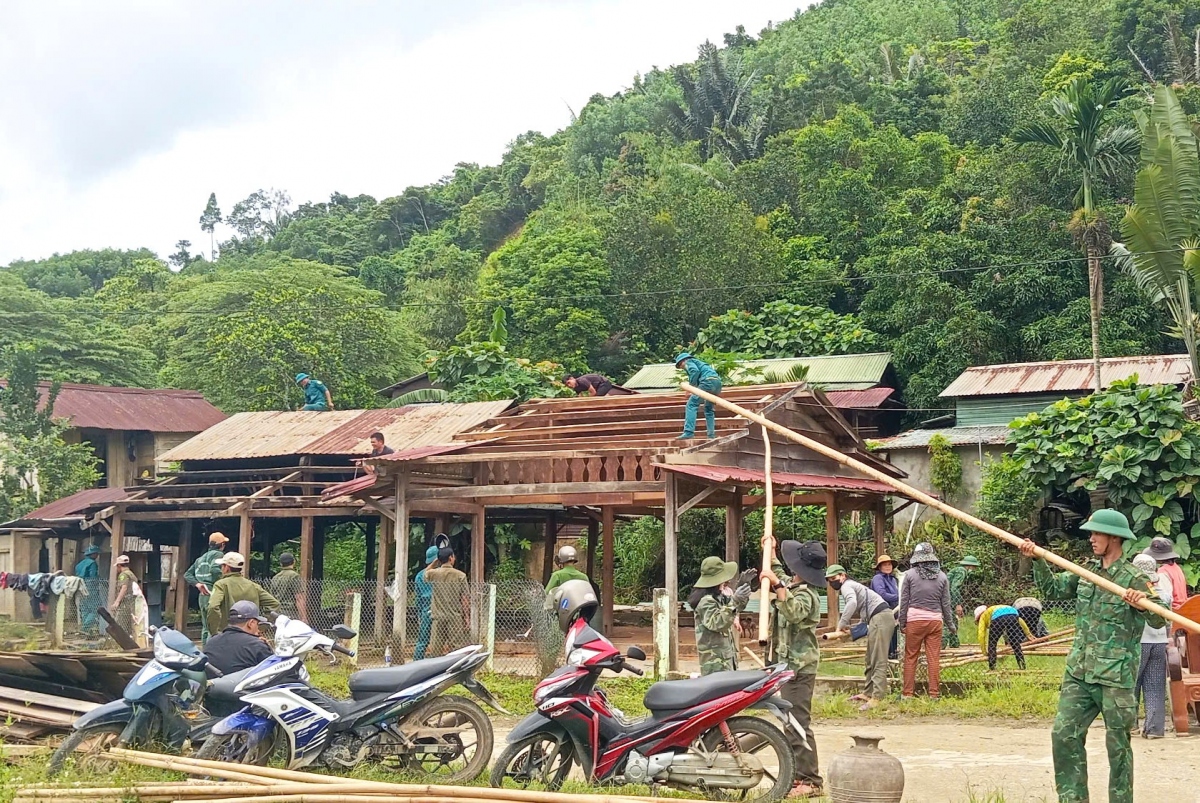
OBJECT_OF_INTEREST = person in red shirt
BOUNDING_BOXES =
[1144,537,1189,610]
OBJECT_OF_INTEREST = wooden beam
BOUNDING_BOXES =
[725,497,742,563]
[471,506,485,586]
[825,493,839,629]
[173,521,192,631]
[586,517,598,581]
[542,512,557,585]
[741,492,829,509]
[409,481,662,501]
[374,517,391,643]
[601,506,615,634]
[107,513,125,608]
[237,512,252,557]
[392,473,410,644]
[676,484,727,516]
[664,472,679,672]
[121,506,365,520]
[219,471,303,516]
[454,418,746,441]
[360,498,395,522]
[299,516,314,624]
[873,498,887,560]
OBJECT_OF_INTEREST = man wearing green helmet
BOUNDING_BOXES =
[295,373,334,411]
[674,352,722,440]
[943,554,980,648]
[1018,508,1161,803]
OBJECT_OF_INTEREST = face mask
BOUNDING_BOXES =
[828,579,844,590]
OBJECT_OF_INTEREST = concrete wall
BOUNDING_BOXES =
[885,444,1010,533]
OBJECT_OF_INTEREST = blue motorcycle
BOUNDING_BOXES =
[48,626,248,775]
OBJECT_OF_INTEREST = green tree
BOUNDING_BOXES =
[1014,77,1140,390]
[199,193,223,261]
[695,301,879,357]
[0,347,101,522]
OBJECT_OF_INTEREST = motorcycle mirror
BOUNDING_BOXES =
[626,646,646,661]
[331,624,357,640]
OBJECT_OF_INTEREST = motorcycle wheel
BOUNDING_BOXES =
[489,733,575,790]
[194,730,275,766]
[48,724,125,777]
[388,694,493,783]
[699,716,796,802]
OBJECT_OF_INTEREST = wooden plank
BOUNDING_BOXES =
[676,484,725,516]
[0,686,98,714]
[408,481,662,501]
[601,506,615,634]
[219,471,304,516]
[455,418,746,442]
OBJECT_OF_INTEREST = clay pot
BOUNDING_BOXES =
[827,732,904,803]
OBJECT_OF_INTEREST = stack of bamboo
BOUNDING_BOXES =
[15,749,708,803]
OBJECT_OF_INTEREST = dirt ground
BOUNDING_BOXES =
[495,717,1194,802]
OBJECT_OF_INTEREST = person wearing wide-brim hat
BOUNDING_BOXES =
[1143,537,1188,610]
[898,542,955,700]
[869,554,902,659]
[690,557,752,676]
[760,539,826,798]
[1018,509,1162,803]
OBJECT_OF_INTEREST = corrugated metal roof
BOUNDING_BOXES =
[622,353,893,391]
[823,387,896,409]
[0,381,226,433]
[940,354,1191,398]
[659,464,898,495]
[3,486,130,527]
[158,401,513,462]
[321,473,382,500]
[869,425,1011,450]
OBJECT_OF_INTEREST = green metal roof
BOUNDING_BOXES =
[623,353,893,392]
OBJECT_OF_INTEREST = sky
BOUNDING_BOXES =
[0,1,801,265]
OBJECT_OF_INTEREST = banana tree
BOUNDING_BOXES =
[1118,84,1200,382]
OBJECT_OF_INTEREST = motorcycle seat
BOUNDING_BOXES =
[348,653,463,698]
[208,668,254,701]
[642,670,765,713]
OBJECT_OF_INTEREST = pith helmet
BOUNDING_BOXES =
[1079,509,1135,540]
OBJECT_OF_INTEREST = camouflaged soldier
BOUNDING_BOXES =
[690,557,751,675]
[760,539,826,799]
[1019,509,1160,803]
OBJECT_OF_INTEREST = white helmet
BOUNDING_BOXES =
[556,545,578,566]
[551,579,597,632]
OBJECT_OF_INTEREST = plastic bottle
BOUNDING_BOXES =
[384,646,393,666]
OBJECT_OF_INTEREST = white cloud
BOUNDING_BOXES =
[0,0,799,264]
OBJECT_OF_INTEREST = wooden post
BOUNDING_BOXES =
[392,473,410,644]
[825,493,840,629]
[107,513,125,607]
[434,515,449,536]
[54,538,64,572]
[342,591,361,666]
[542,512,556,584]
[471,506,486,587]
[664,472,679,672]
[758,426,773,644]
[652,587,670,679]
[601,506,615,634]
[364,520,377,583]
[238,512,252,559]
[374,517,391,643]
[300,516,314,622]
[174,521,192,631]
[873,498,887,561]
[586,518,598,580]
[725,498,742,563]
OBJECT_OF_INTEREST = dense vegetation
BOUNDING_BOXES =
[6,0,1198,416]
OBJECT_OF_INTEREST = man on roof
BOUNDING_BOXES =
[564,373,614,397]
[295,373,334,411]
[363,431,394,474]
[674,352,723,441]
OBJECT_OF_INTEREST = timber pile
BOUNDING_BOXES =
[13,748,710,803]
[0,649,145,741]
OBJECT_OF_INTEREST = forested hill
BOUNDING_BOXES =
[3,0,1193,414]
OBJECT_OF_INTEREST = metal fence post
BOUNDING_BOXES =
[343,591,361,666]
[652,587,669,680]
[484,583,497,673]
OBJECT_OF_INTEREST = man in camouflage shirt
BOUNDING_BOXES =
[184,532,228,644]
[1019,509,1159,803]
[760,538,825,799]
[691,557,751,675]
[943,555,979,648]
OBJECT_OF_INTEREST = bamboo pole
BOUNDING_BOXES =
[757,425,773,644]
[681,382,1200,635]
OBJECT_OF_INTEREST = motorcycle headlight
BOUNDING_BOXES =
[533,674,578,704]
[274,634,302,656]
[154,638,195,667]
[568,647,602,666]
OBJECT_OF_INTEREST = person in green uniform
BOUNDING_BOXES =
[760,539,825,799]
[943,554,979,648]
[269,552,307,622]
[1018,509,1159,803]
[184,532,229,644]
[689,557,752,675]
[74,545,101,635]
[206,552,281,634]
[295,373,334,411]
[545,546,589,593]
[111,555,138,636]
[426,547,469,657]
[674,352,723,440]
[413,545,438,660]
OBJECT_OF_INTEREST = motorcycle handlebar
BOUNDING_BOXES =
[333,644,355,657]
[624,663,644,676]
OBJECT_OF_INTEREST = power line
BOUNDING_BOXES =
[0,244,1179,321]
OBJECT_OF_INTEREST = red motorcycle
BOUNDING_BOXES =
[491,590,799,801]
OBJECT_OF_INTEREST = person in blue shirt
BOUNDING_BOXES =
[74,545,101,634]
[413,545,438,660]
[674,352,723,440]
[295,373,334,411]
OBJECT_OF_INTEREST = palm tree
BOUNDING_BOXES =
[1117,84,1200,381]
[1014,77,1140,390]
[663,42,771,164]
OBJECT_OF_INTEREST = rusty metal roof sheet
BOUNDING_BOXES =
[0,381,226,433]
[158,401,513,461]
[940,355,1191,398]
[823,387,896,409]
[2,486,131,528]
[659,464,900,496]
